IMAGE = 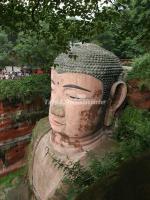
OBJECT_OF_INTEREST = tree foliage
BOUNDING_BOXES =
[91,0,149,58]
[0,74,50,101]
[0,0,149,66]
[13,31,60,68]
[128,53,150,80]
[0,27,13,68]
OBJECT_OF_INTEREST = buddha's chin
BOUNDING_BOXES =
[50,121,65,133]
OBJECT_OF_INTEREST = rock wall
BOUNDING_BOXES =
[0,98,46,177]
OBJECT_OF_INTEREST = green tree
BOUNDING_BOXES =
[1,0,149,61]
[119,0,150,50]
[0,27,13,68]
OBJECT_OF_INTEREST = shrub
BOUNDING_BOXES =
[12,109,49,123]
[0,74,50,102]
[127,53,150,82]
[116,106,150,140]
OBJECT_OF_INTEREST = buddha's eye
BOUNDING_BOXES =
[68,94,88,100]
[65,90,88,100]
[69,95,81,99]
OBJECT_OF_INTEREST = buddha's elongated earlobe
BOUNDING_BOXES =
[104,81,127,126]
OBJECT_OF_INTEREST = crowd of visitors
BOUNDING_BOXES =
[0,70,31,80]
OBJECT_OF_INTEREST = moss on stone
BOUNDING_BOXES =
[31,117,50,141]
[27,116,51,186]
[76,151,150,200]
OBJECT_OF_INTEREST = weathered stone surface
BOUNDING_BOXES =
[29,118,117,200]
[0,159,25,177]
[0,124,33,142]
[0,190,6,200]
[29,43,127,200]
[0,159,4,170]
[6,183,31,200]
[0,96,46,177]
[5,141,30,166]
[127,79,150,109]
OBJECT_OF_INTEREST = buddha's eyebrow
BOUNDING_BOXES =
[63,84,91,92]
[51,79,55,84]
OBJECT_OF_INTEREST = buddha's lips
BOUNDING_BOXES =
[50,118,65,126]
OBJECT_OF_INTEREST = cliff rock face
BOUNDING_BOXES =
[0,98,46,177]
[127,79,150,109]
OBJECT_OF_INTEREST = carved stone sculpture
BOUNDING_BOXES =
[29,43,127,200]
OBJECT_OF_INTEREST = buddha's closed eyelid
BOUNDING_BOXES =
[69,95,83,100]
[65,90,91,100]
[63,84,91,92]
[67,95,88,100]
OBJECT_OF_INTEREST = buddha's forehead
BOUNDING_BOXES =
[51,69,103,91]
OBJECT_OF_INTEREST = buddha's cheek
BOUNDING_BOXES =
[78,105,101,135]
[65,104,101,137]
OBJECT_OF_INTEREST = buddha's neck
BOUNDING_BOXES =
[50,128,112,154]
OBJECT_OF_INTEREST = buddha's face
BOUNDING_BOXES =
[49,69,104,138]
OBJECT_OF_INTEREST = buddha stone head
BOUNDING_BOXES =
[49,43,127,148]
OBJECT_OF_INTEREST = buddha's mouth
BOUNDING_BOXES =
[50,116,65,127]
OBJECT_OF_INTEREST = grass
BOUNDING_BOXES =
[0,167,26,188]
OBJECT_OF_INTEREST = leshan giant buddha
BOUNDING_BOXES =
[29,43,127,200]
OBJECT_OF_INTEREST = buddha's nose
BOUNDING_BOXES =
[50,103,65,117]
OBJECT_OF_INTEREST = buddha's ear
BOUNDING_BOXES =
[104,81,127,126]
